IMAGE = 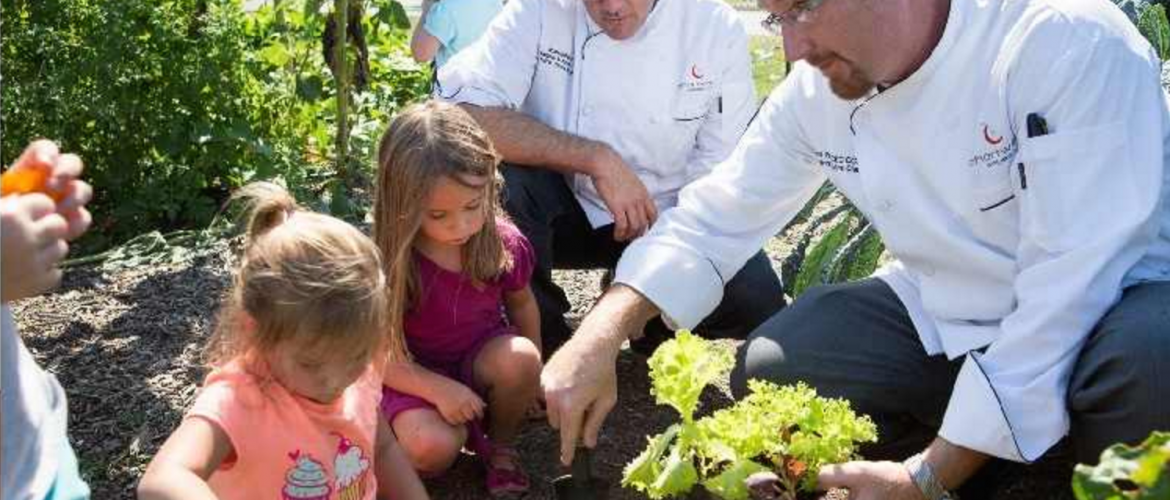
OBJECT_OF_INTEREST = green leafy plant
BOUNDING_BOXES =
[623,331,877,500]
[1139,4,1170,60]
[1,0,428,254]
[1072,431,1170,500]
[779,186,884,299]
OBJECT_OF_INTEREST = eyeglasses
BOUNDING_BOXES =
[760,0,827,34]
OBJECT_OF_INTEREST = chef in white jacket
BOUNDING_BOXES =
[541,0,1170,497]
[434,0,788,356]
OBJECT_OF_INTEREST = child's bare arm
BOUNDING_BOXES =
[505,285,541,356]
[374,417,429,500]
[382,361,484,424]
[137,417,233,500]
[410,2,441,63]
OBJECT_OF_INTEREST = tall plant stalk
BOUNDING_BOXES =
[332,0,350,180]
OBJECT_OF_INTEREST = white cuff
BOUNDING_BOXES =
[938,353,1068,462]
[433,75,513,109]
[613,238,725,329]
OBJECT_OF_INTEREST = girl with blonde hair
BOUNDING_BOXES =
[375,101,541,498]
[139,182,427,500]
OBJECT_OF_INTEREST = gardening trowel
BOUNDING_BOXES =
[553,447,609,500]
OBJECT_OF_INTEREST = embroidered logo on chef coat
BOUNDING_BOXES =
[679,63,713,92]
[815,150,859,173]
[537,47,574,75]
[982,124,1004,145]
[968,123,1017,169]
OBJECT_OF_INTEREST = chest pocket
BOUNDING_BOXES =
[1017,122,1131,253]
[672,86,714,122]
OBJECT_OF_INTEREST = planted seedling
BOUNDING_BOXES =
[623,331,877,500]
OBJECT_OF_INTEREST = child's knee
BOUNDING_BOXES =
[486,337,542,388]
[395,414,467,473]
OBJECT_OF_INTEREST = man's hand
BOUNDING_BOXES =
[817,461,925,500]
[588,144,658,242]
[542,333,620,466]
[542,285,659,465]
[818,438,989,500]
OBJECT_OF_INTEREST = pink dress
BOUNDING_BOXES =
[381,219,535,455]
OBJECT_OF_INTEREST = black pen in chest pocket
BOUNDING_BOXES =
[1018,112,1050,190]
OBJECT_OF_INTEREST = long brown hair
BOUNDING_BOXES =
[373,101,512,342]
[206,182,406,372]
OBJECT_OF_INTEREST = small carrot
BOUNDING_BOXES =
[1,164,64,201]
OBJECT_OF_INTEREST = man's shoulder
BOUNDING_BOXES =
[1003,0,1147,51]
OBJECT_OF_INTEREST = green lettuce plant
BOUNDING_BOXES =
[623,331,877,500]
[1072,431,1169,500]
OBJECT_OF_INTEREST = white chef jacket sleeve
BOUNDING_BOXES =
[939,19,1167,462]
[615,65,828,328]
[683,15,756,183]
[432,0,541,109]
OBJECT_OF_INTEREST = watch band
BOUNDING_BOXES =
[903,453,957,500]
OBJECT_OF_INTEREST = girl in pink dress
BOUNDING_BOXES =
[138,183,427,500]
[374,101,541,498]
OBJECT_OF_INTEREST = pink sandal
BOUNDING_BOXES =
[484,445,530,498]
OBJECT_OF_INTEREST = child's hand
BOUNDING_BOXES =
[1,194,70,303]
[434,380,485,425]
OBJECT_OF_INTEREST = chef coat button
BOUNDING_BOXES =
[582,106,593,116]
[879,200,895,212]
[923,265,936,277]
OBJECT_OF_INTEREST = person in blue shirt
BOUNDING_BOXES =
[411,0,503,68]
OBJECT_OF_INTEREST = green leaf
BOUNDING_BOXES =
[650,445,700,499]
[1138,4,1170,60]
[258,41,291,67]
[701,459,770,500]
[296,74,325,101]
[1073,431,1170,500]
[304,0,330,18]
[647,330,735,421]
[624,425,682,493]
[793,214,853,297]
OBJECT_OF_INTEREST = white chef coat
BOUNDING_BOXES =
[434,0,756,228]
[616,0,1170,462]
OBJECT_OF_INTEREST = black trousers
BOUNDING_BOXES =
[733,278,1170,471]
[501,164,787,355]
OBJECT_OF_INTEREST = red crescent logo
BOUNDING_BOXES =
[982,124,1003,145]
[690,64,703,80]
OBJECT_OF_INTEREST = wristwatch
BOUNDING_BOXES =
[903,453,958,500]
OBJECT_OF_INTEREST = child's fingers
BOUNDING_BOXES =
[62,207,92,241]
[36,238,69,272]
[13,140,60,172]
[33,210,70,246]
[46,153,84,194]
[55,178,92,213]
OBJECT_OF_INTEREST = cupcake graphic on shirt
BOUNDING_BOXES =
[333,434,371,500]
[282,451,333,500]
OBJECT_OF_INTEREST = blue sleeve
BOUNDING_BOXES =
[423,2,456,46]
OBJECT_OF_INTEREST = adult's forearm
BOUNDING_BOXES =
[921,437,991,491]
[459,104,605,176]
[575,284,660,353]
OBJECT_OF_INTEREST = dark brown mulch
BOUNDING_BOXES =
[12,241,1075,500]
